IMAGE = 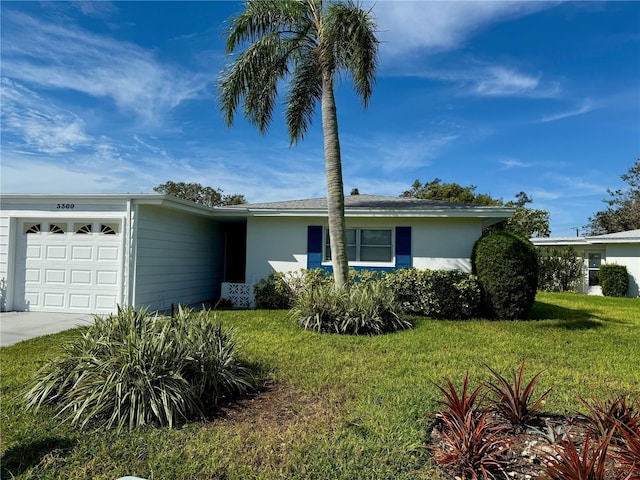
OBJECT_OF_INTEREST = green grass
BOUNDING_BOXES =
[2,292,639,479]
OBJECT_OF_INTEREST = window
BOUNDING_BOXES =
[324,228,392,263]
[25,223,41,234]
[100,224,118,235]
[588,252,602,286]
[49,224,65,234]
[75,223,93,234]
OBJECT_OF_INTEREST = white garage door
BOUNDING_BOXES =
[14,220,123,314]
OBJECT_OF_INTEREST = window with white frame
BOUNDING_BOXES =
[587,252,603,286]
[324,228,393,263]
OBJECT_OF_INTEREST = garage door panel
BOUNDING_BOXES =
[96,295,117,309]
[71,246,93,260]
[44,292,65,308]
[25,269,41,283]
[96,270,118,285]
[46,245,67,260]
[97,246,119,260]
[69,294,91,309]
[26,245,42,259]
[45,269,66,283]
[15,219,122,314]
[71,270,92,284]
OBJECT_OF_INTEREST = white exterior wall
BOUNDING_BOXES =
[245,217,309,283]
[133,205,223,311]
[605,244,640,297]
[245,215,484,283]
[411,218,482,272]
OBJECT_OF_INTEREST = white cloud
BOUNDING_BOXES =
[499,158,533,169]
[1,78,92,154]
[1,11,208,125]
[374,1,557,60]
[540,100,595,123]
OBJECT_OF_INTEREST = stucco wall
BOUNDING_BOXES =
[245,216,485,282]
[134,205,224,311]
[606,244,640,297]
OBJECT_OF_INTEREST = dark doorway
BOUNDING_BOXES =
[223,222,246,283]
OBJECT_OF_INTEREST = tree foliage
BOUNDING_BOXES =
[401,178,500,205]
[218,0,379,289]
[153,181,246,207]
[402,179,550,238]
[537,246,583,292]
[585,158,640,235]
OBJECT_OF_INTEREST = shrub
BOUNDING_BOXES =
[472,230,539,320]
[598,264,629,297]
[384,268,481,320]
[254,272,294,309]
[253,269,333,309]
[537,246,583,292]
[291,282,412,335]
[24,306,258,430]
[543,429,611,480]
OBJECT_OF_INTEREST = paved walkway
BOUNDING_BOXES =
[0,311,96,347]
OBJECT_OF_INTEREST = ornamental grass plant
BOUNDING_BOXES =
[291,281,412,335]
[23,306,258,430]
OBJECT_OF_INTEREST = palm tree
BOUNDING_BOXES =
[218,0,378,289]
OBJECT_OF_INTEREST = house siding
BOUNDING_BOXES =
[133,205,223,311]
[245,216,484,282]
[605,244,640,297]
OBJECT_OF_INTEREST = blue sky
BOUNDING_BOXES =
[1,1,638,236]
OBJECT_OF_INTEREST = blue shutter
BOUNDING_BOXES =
[395,226,411,268]
[307,225,323,269]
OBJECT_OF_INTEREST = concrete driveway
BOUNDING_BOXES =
[0,311,97,347]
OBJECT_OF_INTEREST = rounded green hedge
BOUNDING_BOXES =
[598,264,629,297]
[471,230,538,320]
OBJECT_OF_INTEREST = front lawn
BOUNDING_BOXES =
[1,292,639,479]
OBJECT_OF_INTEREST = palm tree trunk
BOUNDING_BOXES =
[321,72,349,289]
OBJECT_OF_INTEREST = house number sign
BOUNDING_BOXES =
[56,203,75,209]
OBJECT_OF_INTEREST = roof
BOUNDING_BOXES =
[226,195,514,222]
[531,229,640,246]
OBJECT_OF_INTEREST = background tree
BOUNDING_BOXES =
[153,181,247,207]
[402,179,550,238]
[219,0,379,289]
[584,158,640,235]
[504,192,551,238]
[401,178,500,205]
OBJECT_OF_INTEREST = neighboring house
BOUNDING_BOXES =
[0,194,513,313]
[531,230,640,297]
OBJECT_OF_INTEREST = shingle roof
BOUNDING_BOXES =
[231,194,495,210]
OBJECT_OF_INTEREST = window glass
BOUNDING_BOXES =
[75,223,93,234]
[49,224,65,234]
[588,270,600,286]
[360,246,392,261]
[25,223,41,234]
[325,228,392,262]
[588,253,601,269]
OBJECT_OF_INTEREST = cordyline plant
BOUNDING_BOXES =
[429,373,513,479]
[486,359,552,429]
[610,404,640,479]
[542,429,613,480]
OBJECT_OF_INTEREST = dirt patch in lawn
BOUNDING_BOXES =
[217,380,338,433]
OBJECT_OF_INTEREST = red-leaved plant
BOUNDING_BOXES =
[611,406,640,480]
[486,359,551,428]
[580,395,638,442]
[429,374,512,479]
[543,428,612,480]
